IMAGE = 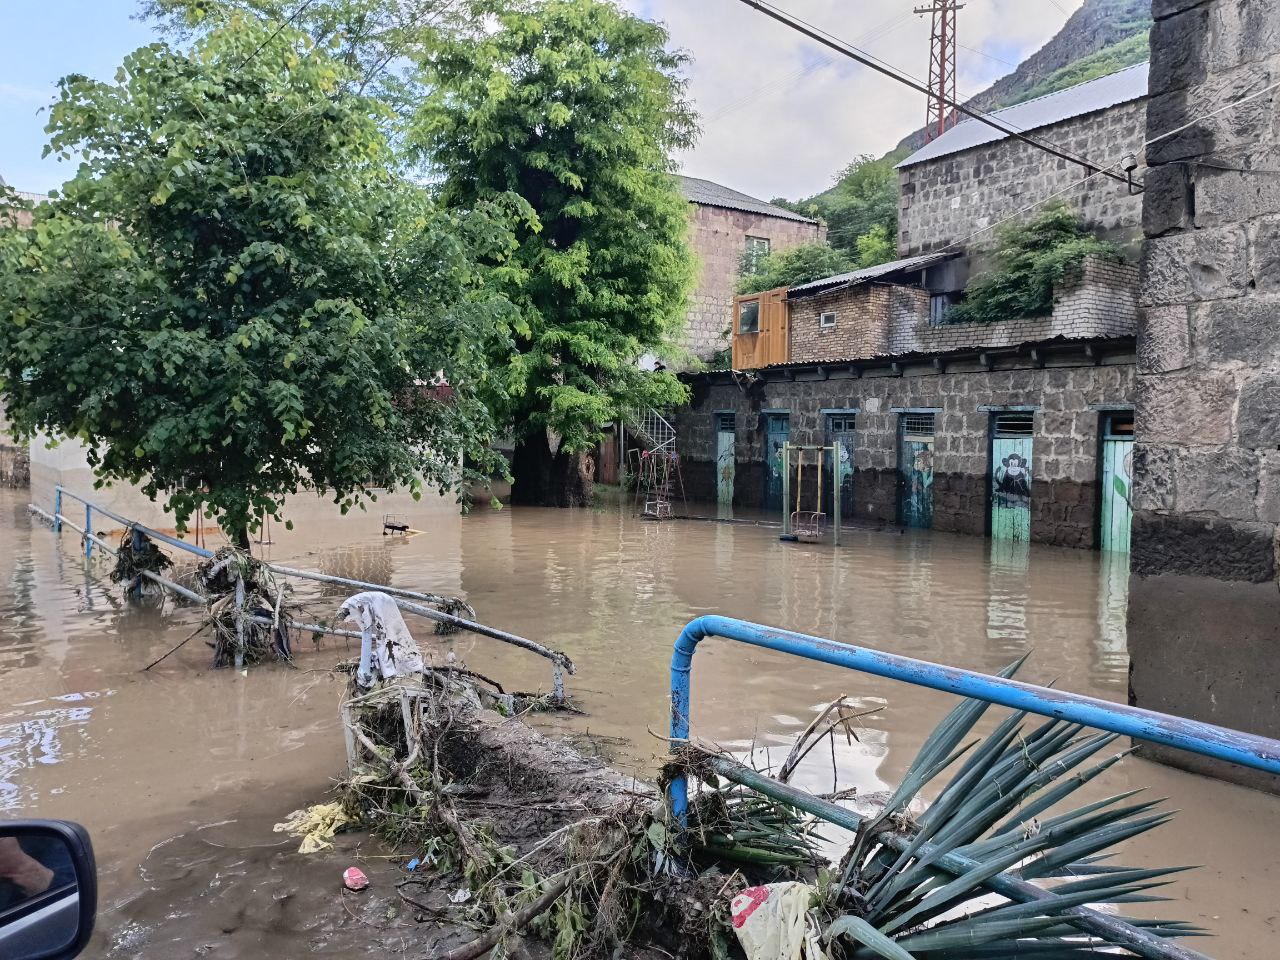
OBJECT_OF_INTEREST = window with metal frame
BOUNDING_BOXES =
[820,311,837,329]
[827,414,856,433]
[738,299,760,334]
[901,412,935,438]
[716,412,735,433]
[744,235,771,272]
[993,412,1035,438]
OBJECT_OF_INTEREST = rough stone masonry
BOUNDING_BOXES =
[1128,0,1280,791]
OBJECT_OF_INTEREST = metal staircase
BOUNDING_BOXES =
[629,408,676,454]
[625,409,686,519]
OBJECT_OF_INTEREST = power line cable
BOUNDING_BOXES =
[702,11,916,125]
[732,0,1134,188]
[933,74,1280,253]
[238,0,320,68]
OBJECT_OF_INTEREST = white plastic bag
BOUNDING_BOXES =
[730,882,828,960]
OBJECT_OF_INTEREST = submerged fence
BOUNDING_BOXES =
[667,615,1280,960]
[30,486,572,694]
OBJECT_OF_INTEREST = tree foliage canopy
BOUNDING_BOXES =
[944,204,1120,325]
[410,0,697,453]
[737,243,851,296]
[0,16,519,537]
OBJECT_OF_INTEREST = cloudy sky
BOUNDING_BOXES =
[1,0,1080,200]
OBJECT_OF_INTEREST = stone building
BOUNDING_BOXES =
[0,176,41,487]
[896,63,1149,302]
[674,67,1150,551]
[677,176,825,361]
[1127,0,1280,791]
[677,252,1137,548]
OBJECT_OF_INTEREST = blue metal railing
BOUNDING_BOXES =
[667,615,1280,822]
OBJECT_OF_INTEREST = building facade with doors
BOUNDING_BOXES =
[674,66,1152,551]
[677,175,825,362]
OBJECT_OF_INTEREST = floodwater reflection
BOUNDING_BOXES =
[0,489,1277,957]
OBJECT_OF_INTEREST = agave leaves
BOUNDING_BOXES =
[807,660,1204,958]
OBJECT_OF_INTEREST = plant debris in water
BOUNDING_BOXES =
[315,659,1205,960]
[197,547,295,667]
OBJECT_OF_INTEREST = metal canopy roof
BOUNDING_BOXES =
[677,175,819,224]
[898,62,1150,168]
[787,250,958,298]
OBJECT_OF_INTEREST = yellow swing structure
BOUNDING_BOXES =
[779,442,841,545]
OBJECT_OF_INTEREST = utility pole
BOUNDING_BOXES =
[914,0,963,142]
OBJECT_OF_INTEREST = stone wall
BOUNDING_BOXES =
[1128,0,1280,791]
[677,354,1135,547]
[683,204,824,360]
[897,98,1148,257]
[782,256,1136,365]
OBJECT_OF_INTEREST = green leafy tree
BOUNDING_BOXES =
[854,223,896,268]
[737,243,851,296]
[945,203,1121,324]
[815,153,900,257]
[0,17,519,544]
[410,0,697,506]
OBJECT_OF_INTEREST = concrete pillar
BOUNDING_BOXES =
[1129,0,1280,791]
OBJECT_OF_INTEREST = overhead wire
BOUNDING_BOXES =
[933,74,1280,253]
[730,0,1135,187]
[701,10,916,125]
[237,0,320,68]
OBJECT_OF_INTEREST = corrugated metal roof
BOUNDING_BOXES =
[677,175,818,223]
[787,251,957,298]
[898,62,1149,168]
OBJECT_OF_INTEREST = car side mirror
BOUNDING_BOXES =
[0,821,96,960]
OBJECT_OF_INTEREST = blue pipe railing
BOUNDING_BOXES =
[667,615,1280,821]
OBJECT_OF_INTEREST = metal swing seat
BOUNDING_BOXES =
[787,447,829,543]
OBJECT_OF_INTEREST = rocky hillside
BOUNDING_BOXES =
[892,0,1152,154]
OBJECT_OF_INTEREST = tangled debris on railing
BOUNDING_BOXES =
[298,654,1209,960]
[109,526,173,595]
[197,547,295,667]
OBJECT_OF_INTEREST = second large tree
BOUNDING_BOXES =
[412,0,697,506]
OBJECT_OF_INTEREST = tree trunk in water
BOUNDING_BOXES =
[233,525,251,551]
[511,435,594,507]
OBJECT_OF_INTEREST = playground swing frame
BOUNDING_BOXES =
[779,442,841,545]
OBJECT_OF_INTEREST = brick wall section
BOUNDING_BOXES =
[677,356,1135,547]
[897,98,1148,256]
[683,204,824,360]
[781,255,1137,364]
[1126,0,1280,790]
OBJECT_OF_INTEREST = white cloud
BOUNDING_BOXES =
[621,0,1082,200]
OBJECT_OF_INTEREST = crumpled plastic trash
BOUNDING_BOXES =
[730,882,828,960]
[273,802,355,854]
[340,590,426,689]
[343,866,369,891]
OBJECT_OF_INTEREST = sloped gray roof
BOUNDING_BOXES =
[677,175,818,223]
[898,62,1149,168]
[787,251,958,298]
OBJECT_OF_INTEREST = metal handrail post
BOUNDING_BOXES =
[53,488,62,534]
[829,443,840,546]
[780,442,791,536]
[84,503,92,560]
[668,615,1280,822]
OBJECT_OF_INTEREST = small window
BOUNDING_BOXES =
[716,412,735,433]
[902,413,935,438]
[744,235,771,272]
[929,295,948,326]
[1103,412,1134,438]
[819,311,837,329]
[827,414,856,433]
[738,299,760,334]
[994,412,1034,438]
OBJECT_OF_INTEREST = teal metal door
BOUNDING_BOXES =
[764,413,790,512]
[715,413,735,508]
[990,412,1034,542]
[1100,413,1134,553]
[899,413,935,529]
[824,413,856,522]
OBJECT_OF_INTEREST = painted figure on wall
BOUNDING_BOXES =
[993,451,1031,505]
[902,445,934,528]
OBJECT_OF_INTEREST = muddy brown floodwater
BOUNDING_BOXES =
[1,486,1278,957]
